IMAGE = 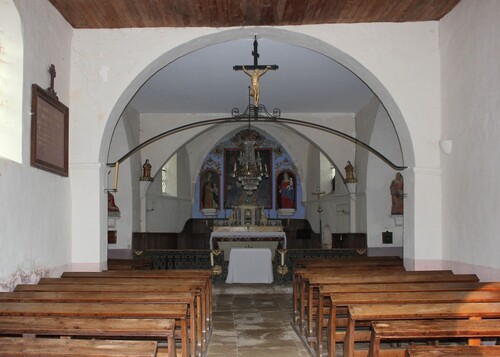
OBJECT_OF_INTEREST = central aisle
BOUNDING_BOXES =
[207,284,310,357]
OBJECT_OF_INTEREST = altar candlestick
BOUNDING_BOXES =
[210,251,214,266]
[114,162,119,191]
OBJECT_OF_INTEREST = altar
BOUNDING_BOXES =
[210,231,286,261]
[210,204,286,261]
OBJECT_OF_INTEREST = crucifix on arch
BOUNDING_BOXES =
[233,36,278,106]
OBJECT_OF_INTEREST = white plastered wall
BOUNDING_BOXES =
[0,0,73,289]
[440,0,500,280]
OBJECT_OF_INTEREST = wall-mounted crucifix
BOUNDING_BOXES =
[234,36,278,106]
[47,64,58,99]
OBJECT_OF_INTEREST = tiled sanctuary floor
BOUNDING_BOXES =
[206,284,311,357]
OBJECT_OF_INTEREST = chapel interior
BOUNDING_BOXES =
[1,0,500,355]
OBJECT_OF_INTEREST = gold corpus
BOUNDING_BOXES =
[277,265,288,275]
[212,265,222,275]
[212,249,222,256]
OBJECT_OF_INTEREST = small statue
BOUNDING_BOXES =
[390,172,404,215]
[344,161,357,183]
[140,159,153,182]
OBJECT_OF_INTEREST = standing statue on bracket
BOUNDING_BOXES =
[344,161,357,183]
[140,159,153,182]
[390,172,404,215]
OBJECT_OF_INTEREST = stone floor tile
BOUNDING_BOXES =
[206,284,310,357]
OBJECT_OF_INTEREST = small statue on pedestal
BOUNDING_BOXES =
[140,159,154,182]
[390,172,404,215]
[344,161,357,183]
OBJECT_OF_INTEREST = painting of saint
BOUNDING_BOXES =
[277,170,296,209]
[200,170,220,210]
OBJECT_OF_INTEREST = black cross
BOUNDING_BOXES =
[234,36,278,107]
[47,64,58,98]
[233,36,279,72]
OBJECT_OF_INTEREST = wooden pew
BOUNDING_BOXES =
[0,292,191,357]
[370,319,500,357]
[344,302,500,357]
[0,302,190,357]
[0,316,175,357]
[0,337,158,356]
[40,275,210,316]
[51,271,212,329]
[302,272,479,344]
[294,256,404,269]
[324,290,500,356]
[406,344,500,356]
[295,266,408,332]
[319,281,500,294]
[59,269,212,354]
[293,256,404,318]
[37,275,210,352]
[300,273,479,356]
[13,285,202,357]
[62,270,213,327]
[293,265,407,325]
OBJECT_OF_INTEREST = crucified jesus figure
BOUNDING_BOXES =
[242,65,271,106]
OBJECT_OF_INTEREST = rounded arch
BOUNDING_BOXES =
[0,0,23,162]
[99,27,418,261]
[100,28,414,168]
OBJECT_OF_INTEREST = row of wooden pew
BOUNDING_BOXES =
[0,268,213,357]
[293,256,500,356]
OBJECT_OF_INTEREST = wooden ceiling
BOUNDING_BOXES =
[49,0,460,29]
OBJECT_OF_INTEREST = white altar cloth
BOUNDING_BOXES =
[226,248,274,284]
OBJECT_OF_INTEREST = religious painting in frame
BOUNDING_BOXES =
[276,170,297,209]
[199,169,221,210]
[224,148,272,208]
[30,84,69,176]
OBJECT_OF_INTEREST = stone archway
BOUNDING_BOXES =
[71,27,422,267]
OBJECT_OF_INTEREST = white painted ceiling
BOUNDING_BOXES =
[129,38,375,115]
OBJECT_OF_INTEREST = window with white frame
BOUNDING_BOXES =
[161,153,178,197]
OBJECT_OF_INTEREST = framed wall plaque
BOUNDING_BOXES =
[31,84,69,176]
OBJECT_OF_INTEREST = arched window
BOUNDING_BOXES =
[161,153,178,197]
[319,152,335,193]
[0,0,23,163]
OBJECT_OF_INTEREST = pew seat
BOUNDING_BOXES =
[406,344,500,356]
[0,316,176,357]
[0,302,189,357]
[344,302,500,357]
[0,337,158,356]
[370,319,500,357]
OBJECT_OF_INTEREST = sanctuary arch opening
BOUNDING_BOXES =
[99,28,417,267]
